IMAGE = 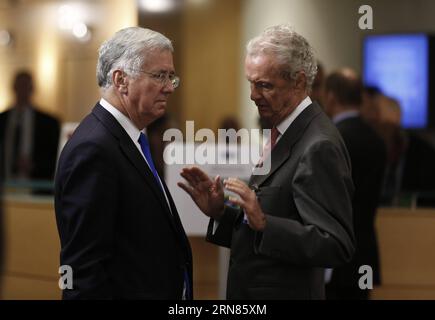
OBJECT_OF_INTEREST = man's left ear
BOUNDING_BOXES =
[294,72,307,91]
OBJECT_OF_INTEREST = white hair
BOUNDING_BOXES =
[247,24,317,90]
[96,27,173,88]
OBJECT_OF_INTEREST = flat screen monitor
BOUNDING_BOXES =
[363,34,430,129]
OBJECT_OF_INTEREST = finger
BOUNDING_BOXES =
[224,184,246,198]
[225,180,251,195]
[177,182,195,197]
[214,175,223,192]
[227,196,244,208]
[208,175,219,194]
[180,168,199,186]
[225,178,249,190]
[190,166,212,183]
[180,173,194,189]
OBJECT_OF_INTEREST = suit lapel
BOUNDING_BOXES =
[249,103,323,188]
[162,179,192,256]
[91,104,176,225]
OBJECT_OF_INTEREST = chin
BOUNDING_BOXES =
[155,109,166,119]
[258,109,271,119]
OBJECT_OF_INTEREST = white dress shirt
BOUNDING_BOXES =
[275,96,312,142]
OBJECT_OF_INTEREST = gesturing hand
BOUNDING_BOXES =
[224,178,266,231]
[178,166,225,220]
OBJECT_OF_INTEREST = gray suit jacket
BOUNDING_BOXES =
[207,102,355,299]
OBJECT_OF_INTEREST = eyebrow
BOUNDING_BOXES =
[247,78,272,84]
[156,69,175,74]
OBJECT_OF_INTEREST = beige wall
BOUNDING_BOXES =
[0,0,137,122]
[137,0,242,133]
[180,0,242,133]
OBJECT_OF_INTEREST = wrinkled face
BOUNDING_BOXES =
[245,54,299,126]
[124,50,175,129]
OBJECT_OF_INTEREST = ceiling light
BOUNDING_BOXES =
[0,29,12,46]
[139,0,176,13]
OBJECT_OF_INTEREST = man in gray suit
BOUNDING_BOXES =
[179,24,355,299]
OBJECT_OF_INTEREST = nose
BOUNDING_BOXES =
[250,84,261,102]
[162,80,175,94]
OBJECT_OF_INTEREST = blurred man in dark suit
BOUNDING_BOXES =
[55,27,192,299]
[0,71,60,184]
[179,24,355,300]
[323,68,386,299]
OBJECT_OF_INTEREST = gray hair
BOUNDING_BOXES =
[246,24,317,90]
[96,27,173,88]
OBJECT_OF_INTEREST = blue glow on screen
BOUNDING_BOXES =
[363,34,429,129]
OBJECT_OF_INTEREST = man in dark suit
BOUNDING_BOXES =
[178,24,355,299]
[0,185,3,288]
[323,69,386,299]
[0,71,60,183]
[55,27,192,299]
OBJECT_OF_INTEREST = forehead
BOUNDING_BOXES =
[245,54,280,81]
[142,49,174,71]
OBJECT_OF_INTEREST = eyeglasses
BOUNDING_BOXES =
[130,70,180,89]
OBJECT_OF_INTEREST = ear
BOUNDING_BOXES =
[293,71,307,91]
[112,70,128,94]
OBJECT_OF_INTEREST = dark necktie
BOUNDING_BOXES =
[138,132,162,191]
[138,132,191,299]
[270,126,280,150]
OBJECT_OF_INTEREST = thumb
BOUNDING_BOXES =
[215,175,222,191]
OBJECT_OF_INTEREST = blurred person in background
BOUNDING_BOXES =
[361,90,408,205]
[0,71,60,186]
[363,91,435,205]
[323,69,386,299]
[375,96,407,205]
[361,85,383,127]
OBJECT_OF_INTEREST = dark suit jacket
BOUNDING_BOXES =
[328,115,386,289]
[0,186,3,279]
[55,103,193,299]
[0,107,60,181]
[207,102,355,299]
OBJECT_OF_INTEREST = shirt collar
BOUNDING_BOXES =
[276,96,312,136]
[99,98,145,142]
[332,109,360,124]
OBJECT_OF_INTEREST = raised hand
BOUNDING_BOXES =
[178,166,225,220]
[224,178,266,231]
